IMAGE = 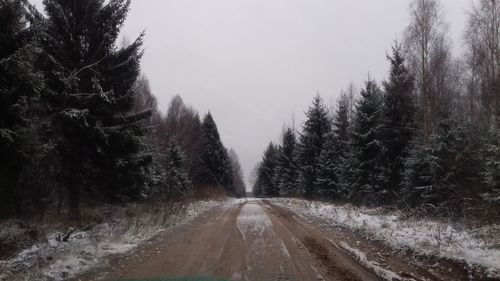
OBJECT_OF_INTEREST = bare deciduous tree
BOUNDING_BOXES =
[405,0,452,136]
[464,0,500,126]
[132,75,162,126]
[162,95,206,187]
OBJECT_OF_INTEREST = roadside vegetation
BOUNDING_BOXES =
[271,198,500,278]
[0,0,245,278]
[254,0,500,222]
[253,0,500,274]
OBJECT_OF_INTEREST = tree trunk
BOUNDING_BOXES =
[64,155,81,221]
[68,181,80,220]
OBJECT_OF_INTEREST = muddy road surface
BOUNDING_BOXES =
[77,199,472,281]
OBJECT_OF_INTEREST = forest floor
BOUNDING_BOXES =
[74,198,497,281]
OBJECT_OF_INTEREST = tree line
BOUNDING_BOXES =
[0,0,245,220]
[253,0,500,218]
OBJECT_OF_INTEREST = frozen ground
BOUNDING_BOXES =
[270,198,500,278]
[0,199,227,281]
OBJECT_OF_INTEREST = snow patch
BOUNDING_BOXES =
[334,240,410,281]
[271,198,500,278]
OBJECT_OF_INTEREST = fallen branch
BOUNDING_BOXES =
[61,227,76,242]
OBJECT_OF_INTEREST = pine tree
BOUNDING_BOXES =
[41,0,150,217]
[0,0,44,217]
[164,140,192,198]
[274,127,298,197]
[297,94,331,197]
[350,79,384,205]
[201,112,233,194]
[380,43,415,203]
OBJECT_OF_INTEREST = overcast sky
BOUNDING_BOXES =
[31,0,471,188]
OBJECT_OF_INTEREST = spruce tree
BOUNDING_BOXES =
[402,118,455,213]
[314,130,339,199]
[131,76,162,195]
[297,94,330,197]
[41,0,150,217]
[419,118,450,208]
[448,122,484,208]
[0,0,43,217]
[401,134,432,209]
[272,144,284,196]
[256,143,278,197]
[201,112,233,194]
[228,149,246,198]
[380,43,415,203]
[402,114,481,216]
[164,140,192,198]
[333,93,351,147]
[162,95,205,188]
[253,163,264,197]
[274,127,298,197]
[332,93,352,199]
[350,79,384,205]
[483,126,500,202]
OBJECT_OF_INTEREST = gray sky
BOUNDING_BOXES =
[31,0,471,188]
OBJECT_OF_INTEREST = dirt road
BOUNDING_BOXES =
[77,199,474,281]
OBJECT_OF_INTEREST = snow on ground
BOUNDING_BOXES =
[331,240,411,281]
[271,198,500,278]
[0,199,228,281]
